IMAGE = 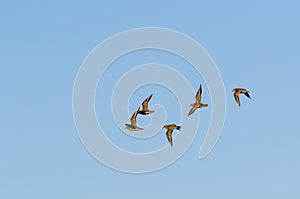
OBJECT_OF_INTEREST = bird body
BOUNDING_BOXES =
[162,124,181,147]
[125,107,143,131]
[232,88,251,107]
[188,84,208,116]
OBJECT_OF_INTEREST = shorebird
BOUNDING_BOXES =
[138,94,154,115]
[232,88,251,107]
[188,84,208,116]
[162,124,181,147]
[125,107,143,131]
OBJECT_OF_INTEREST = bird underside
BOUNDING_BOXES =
[138,109,154,115]
[188,102,208,116]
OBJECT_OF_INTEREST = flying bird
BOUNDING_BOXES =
[232,88,251,107]
[138,94,154,115]
[125,107,143,131]
[162,124,181,147]
[188,84,208,116]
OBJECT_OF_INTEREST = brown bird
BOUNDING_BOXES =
[125,107,143,131]
[188,84,208,116]
[162,124,181,147]
[138,94,154,115]
[232,88,251,107]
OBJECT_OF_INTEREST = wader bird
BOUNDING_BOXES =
[188,84,208,116]
[125,107,143,131]
[138,94,154,115]
[162,124,181,147]
[232,88,251,107]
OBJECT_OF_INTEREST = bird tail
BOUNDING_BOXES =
[176,126,181,130]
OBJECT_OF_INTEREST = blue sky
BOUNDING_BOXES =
[1,0,300,198]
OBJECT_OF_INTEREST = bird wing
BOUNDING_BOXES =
[166,130,173,147]
[130,107,140,126]
[188,105,198,116]
[195,84,202,103]
[243,91,251,99]
[235,88,246,92]
[233,92,241,106]
[142,94,152,110]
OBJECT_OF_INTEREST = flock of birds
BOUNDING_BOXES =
[125,85,251,147]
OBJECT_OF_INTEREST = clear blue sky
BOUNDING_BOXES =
[1,0,300,198]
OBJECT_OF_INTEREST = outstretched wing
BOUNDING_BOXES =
[188,105,198,116]
[166,130,173,147]
[233,92,241,107]
[195,84,202,103]
[130,107,140,126]
[142,94,152,110]
[243,91,251,99]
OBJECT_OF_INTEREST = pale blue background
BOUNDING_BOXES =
[1,0,299,198]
